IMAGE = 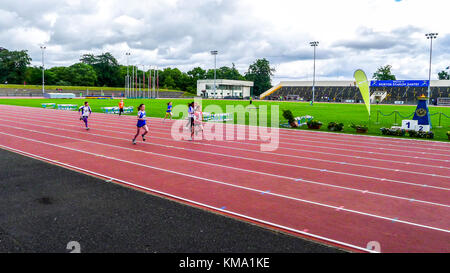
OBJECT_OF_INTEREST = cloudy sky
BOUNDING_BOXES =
[1,0,449,84]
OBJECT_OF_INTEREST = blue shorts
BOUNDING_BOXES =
[166,110,172,113]
[137,120,147,128]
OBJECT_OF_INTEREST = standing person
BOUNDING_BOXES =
[188,102,195,140]
[132,104,149,145]
[249,96,252,105]
[78,101,92,130]
[118,99,125,116]
[164,101,173,121]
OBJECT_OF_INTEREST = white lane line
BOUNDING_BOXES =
[1,131,449,234]
[53,108,450,155]
[21,104,446,152]
[1,116,450,190]
[9,106,450,164]
[0,143,377,253]
[1,118,449,193]
[148,113,450,149]
[2,122,448,208]
[2,105,449,160]
[4,115,450,181]
[3,104,449,151]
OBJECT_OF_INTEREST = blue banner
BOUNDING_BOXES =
[413,98,431,127]
[370,80,429,87]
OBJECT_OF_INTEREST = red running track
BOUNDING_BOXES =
[0,104,449,253]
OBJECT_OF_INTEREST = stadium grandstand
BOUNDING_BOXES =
[260,80,450,105]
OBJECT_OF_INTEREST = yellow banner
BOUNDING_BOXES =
[354,69,371,116]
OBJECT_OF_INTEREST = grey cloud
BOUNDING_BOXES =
[0,0,449,81]
[334,26,423,51]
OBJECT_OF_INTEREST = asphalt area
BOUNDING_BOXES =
[0,148,343,253]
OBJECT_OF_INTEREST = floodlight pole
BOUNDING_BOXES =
[142,64,145,99]
[40,46,46,95]
[135,65,138,98]
[134,65,137,98]
[153,68,156,98]
[211,50,218,98]
[126,52,130,97]
[148,66,150,99]
[310,41,319,104]
[131,65,134,98]
[426,33,438,104]
[157,67,159,99]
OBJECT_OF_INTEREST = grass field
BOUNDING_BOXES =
[0,98,449,141]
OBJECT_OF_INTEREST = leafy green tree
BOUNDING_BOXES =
[186,67,207,92]
[48,66,72,84]
[245,58,274,96]
[158,68,185,90]
[0,48,32,84]
[187,67,206,80]
[164,75,176,89]
[221,63,245,80]
[438,70,449,80]
[44,70,57,85]
[80,52,120,86]
[205,64,245,81]
[373,65,396,80]
[68,63,97,86]
[24,66,42,85]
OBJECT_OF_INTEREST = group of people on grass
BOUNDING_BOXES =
[78,100,203,145]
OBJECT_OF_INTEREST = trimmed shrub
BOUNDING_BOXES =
[380,128,406,136]
[408,130,434,139]
[282,109,298,128]
[350,123,368,133]
[307,120,323,129]
[328,122,344,132]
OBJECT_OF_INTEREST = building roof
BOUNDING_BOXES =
[197,79,254,86]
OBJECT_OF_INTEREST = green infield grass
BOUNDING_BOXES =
[0,98,449,141]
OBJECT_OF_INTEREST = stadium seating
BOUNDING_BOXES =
[266,85,450,105]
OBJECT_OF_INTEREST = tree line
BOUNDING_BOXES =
[0,47,274,96]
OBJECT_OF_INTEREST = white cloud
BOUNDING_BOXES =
[0,0,449,84]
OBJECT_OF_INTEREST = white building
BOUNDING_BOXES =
[197,79,253,98]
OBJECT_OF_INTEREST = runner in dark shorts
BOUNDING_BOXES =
[188,102,195,140]
[118,99,124,116]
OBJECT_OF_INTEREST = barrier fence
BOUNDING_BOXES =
[376,110,449,127]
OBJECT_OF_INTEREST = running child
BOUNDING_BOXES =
[78,101,92,130]
[188,102,195,140]
[194,103,204,136]
[132,103,149,145]
[164,101,173,120]
[118,99,124,116]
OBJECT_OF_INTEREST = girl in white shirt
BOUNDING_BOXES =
[78,101,92,130]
